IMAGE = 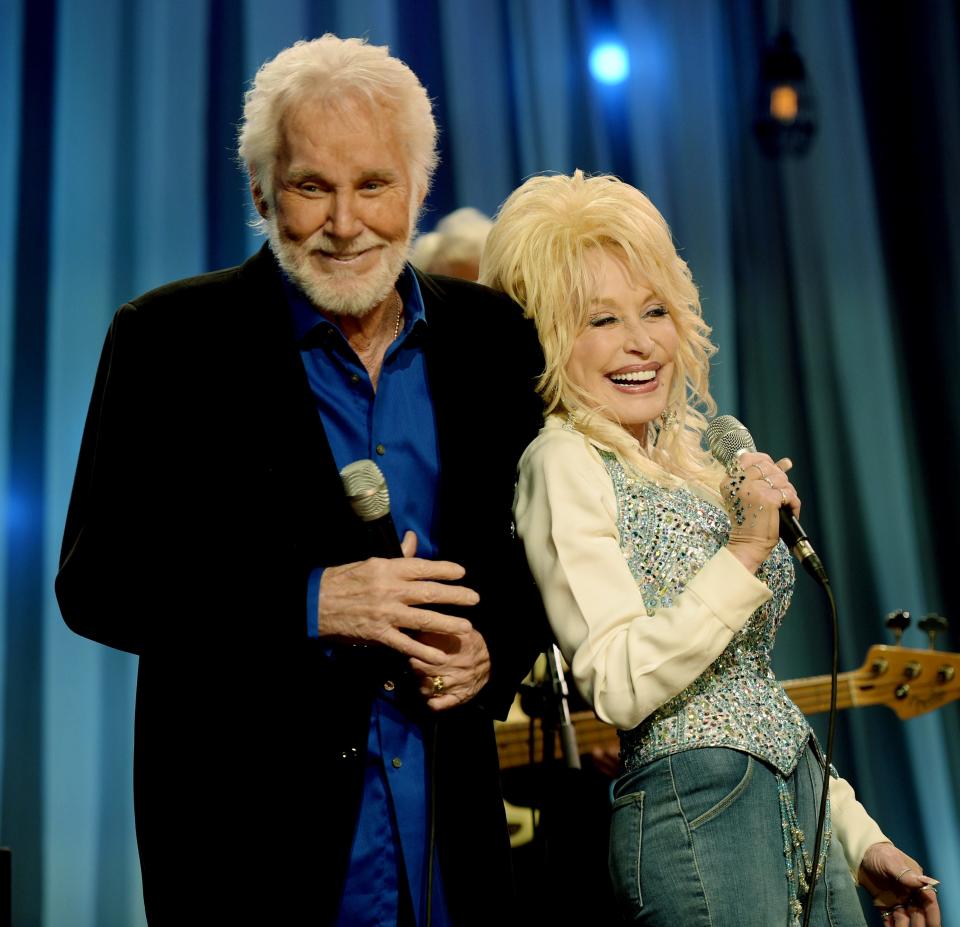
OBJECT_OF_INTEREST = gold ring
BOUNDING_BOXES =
[896,867,915,882]
[431,676,445,697]
[749,463,765,478]
[778,487,788,505]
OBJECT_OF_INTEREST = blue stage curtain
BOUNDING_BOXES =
[1,1,957,924]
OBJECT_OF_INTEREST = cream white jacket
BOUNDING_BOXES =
[514,416,888,879]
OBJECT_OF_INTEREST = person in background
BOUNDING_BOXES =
[56,35,545,926]
[480,170,941,927]
[410,206,493,281]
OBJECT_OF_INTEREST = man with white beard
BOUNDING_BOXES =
[56,35,546,927]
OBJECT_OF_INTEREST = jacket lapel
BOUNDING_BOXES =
[234,247,371,566]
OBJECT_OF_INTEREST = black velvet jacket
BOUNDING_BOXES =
[56,246,548,925]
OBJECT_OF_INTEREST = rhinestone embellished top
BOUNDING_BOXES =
[603,453,811,776]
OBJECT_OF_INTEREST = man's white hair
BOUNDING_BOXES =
[237,34,439,233]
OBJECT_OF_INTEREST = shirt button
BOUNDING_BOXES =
[383,680,395,692]
[350,373,360,384]
[375,443,386,456]
[391,757,402,769]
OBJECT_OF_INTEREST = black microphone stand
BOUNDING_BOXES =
[545,644,581,770]
[515,647,584,922]
[514,649,620,925]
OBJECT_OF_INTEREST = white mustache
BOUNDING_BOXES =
[305,230,389,256]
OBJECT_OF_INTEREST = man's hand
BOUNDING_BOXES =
[410,627,492,711]
[318,531,478,665]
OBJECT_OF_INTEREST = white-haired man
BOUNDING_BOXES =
[57,35,546,926]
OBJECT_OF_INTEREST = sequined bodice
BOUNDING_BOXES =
[603,454,811,776]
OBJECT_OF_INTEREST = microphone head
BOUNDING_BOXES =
[339,459,391,523]
[705,414,757,468]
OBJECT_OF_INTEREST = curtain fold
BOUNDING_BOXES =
[1,1,956,924]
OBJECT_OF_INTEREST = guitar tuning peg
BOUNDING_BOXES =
[885,609,911,645]
[917,613,948,650]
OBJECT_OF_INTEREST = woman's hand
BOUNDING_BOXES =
[722,452,801,574]
[858,842,941,926]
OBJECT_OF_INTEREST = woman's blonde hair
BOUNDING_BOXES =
[480,171,721,486]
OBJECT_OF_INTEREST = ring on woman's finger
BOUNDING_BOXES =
[761,475,775,488]
[896,868,915,882]
[778,487,788,505]
[748,463,765,478]
[431,675,445,697]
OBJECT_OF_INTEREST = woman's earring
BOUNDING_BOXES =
[659,407,679,431]
[652,407,678,447]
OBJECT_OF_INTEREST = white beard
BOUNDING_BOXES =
[266,221,411,318]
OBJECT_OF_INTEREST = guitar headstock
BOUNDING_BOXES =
[852,644,960,720]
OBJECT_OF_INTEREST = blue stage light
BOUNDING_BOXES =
[589,42,629,84]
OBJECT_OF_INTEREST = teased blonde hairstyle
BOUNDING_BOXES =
[480,171,721,485]
[238,34,438,233]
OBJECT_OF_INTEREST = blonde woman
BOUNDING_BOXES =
[480,172,940,926]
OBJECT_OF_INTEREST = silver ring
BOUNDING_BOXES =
[896,867,915,882]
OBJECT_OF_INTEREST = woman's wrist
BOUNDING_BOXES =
[725,540,770,575]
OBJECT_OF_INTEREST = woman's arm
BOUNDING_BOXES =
[514,422,773,729]
[830,773,890,879]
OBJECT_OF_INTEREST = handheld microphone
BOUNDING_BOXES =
[339,459,404,558]
[704,415,828,585]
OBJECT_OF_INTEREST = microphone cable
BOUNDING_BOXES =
[703,415,840,923]
[801,578,839,927]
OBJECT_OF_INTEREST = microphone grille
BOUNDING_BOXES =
[705,414,756,468]
[339,459,391,523]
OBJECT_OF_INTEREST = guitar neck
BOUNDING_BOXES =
[781,670,858,716]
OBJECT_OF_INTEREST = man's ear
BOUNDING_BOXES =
[250,176,269,219]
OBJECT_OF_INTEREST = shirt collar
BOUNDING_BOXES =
[282,262,428,344]
[546,412,617,453]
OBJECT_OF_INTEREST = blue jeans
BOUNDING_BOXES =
[609,745,868,926]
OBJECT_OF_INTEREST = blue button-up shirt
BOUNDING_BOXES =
[285,266,449,927]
